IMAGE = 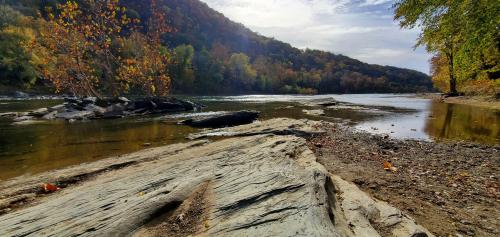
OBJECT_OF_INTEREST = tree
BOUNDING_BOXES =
[0,5,37,88]
[28,0,172,98]
[394,0,462,95]
[171,44,195,92]
[430,53,450,92]
[118,0,172,97]
[0,4,22,29]
[227,53,257,92]
[192,47,225,94]
[394,0,499,96]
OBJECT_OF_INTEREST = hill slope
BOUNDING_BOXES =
[122,0,433,94]
[3,0,434,94]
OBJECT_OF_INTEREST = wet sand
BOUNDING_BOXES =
[310,122,499,237]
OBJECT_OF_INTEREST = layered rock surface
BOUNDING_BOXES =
[0,119,432,237]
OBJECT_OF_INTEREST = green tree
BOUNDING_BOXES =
[394,0,462,95]
[192,48,225,94]
[0,4,21,29]
[394,0,499,95]
[171,44,195,92]
[0,5,37,88]
[227,53,257,92]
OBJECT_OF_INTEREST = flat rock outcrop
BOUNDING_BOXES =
[188,118,325,139]
[0,119,432,237]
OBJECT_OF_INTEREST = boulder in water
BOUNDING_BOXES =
[28,108,49,117]
[181,110,260,128]
[56,111,95,120]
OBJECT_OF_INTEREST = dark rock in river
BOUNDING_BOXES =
[0,112,18,118]
[14,91,29,98]
[317,101,338,107]
[181,110,260,128]
[128,97,202,114]
[56,111,95,120]
[28,108,49,117]
[7,97,202,122]
[48,104,66,113]
[83,104,106,115]
[13,116,34,122]
[103,104,127,119]
[42,111,58,120]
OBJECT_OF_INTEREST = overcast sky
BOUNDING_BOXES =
[199,0,430,74]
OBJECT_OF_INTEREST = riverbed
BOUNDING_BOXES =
[0,94,498,180]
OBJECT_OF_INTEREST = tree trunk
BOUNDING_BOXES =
[446,51,458,96]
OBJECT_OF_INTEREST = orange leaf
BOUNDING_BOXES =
[383,161,392,171]
[42,183,60,193]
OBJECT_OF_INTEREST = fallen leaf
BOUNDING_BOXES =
[383,161,393,171]
[42,183,60,193]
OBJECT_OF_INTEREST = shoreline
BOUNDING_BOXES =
[417,93,500,110]
[0,118,498,236]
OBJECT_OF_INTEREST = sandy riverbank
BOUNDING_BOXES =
[418,93,500,110]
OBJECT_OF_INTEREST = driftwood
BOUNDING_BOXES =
[0,119,433,237]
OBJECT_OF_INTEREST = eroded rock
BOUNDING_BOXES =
[188,118,325,139]
[330,175,433,237]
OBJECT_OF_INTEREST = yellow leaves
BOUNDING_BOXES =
[28,0,173,97]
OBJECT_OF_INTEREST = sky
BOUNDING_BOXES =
[199,0,431,74]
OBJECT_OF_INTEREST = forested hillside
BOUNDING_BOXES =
[0,0,433,95]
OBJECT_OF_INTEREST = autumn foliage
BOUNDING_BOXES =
[27,0,172,98]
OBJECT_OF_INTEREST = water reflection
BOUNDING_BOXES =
[425,102,499,144]
[0,117,197,180]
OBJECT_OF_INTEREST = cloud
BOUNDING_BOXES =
[200,0,430,73]
[203,0,348,28]
[360,0,393,6]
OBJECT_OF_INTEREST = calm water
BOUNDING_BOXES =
[0,94,498,180]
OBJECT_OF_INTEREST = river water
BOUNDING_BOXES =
[0,94,498,180]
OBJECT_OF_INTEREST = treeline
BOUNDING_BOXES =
[167,45,432,94]
[0,0,433,96]
[394,0,499,96]
[126,0,433,94]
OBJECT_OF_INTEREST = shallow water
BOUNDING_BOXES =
[0,94,498,180]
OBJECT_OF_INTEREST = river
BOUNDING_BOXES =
[0,94,498,180]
